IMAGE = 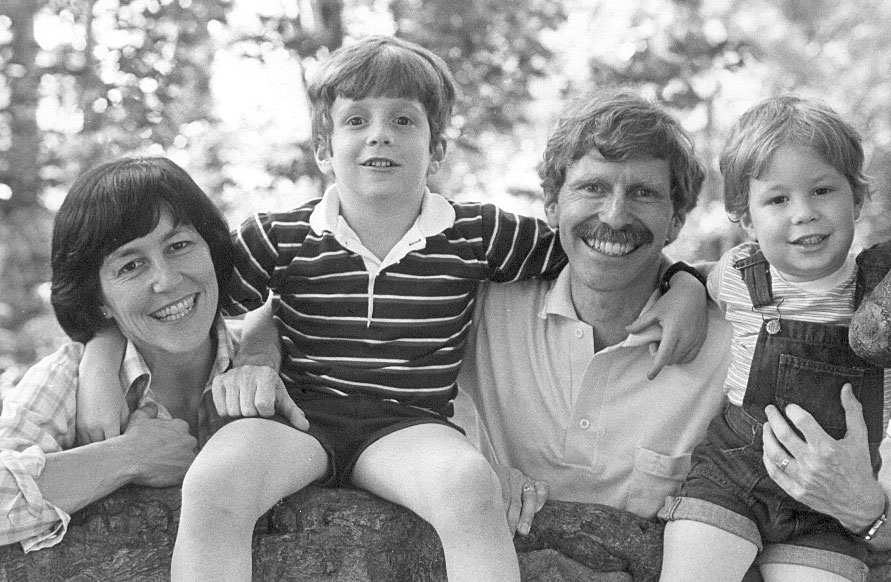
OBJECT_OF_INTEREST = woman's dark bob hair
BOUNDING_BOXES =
[50,157,233,343]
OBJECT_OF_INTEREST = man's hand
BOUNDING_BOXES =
[627,270,708,379]
[211,365,309,431]
[493,463,548,536]
[762,384,885,534]
[122,403,198,488]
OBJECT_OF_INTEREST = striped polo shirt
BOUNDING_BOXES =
[710,241,891,427]
[225,187,565,416]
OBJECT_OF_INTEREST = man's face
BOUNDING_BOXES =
[545,150,683,295]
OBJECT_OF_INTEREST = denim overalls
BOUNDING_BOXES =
[734,249,884,465]
[672,248,885,564]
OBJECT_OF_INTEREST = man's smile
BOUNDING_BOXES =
[576,222,653,258]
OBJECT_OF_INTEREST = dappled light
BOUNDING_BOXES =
[2,0,891,378]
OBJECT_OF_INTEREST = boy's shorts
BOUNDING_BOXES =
[658,403,871,582]
[276,394,465,487]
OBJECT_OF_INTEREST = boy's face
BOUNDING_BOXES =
[742,144,861,282]
[315,96,445,207]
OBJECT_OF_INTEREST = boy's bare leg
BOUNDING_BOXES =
[660,519,758,582]
[352,423,520,582]
[171,419,327,582]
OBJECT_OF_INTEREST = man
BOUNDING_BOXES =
[454,90,731,527]
[454,90,891,555]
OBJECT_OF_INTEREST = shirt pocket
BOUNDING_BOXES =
[625,447,691,519]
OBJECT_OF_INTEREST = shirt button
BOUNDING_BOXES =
[579,418,590,429]
[574,328,584,338]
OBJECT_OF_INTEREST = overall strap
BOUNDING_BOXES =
[733,249,775,308]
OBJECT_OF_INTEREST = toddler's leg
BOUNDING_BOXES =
[171,419,328,582]
[660,519,758,582]
[352,423,519,582]
[761,564,853,582]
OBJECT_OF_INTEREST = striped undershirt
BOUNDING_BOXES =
[710,241,891,429]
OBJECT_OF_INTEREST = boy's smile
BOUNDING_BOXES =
[742,144,861,282]
[316,96,445,211]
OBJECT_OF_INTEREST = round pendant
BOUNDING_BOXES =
[766,319,781,335]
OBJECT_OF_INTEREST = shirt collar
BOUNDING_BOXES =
[118,316,234,403]
[308,184,456,240]
[541,267,579,321]
[540,267,659,350]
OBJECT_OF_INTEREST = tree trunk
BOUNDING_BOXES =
[0,0,53,362]
[1,0,43,211]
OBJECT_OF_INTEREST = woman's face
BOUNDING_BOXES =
[98,205,218,362]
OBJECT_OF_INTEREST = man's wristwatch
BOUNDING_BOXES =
[659,261,707,295]
[862,496,889,541]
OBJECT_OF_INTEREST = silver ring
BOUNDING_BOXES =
[779,457,791,471]
[522,482,535,493]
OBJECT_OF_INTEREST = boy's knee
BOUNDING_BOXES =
[180,455,263,520]
[426,449,500,511]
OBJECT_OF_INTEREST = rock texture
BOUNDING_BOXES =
[1,486,889,581]
[852,240,891,367]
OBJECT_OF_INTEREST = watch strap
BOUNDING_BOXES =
[659,261,707,295]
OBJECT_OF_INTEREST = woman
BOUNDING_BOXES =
[0,157,236,552]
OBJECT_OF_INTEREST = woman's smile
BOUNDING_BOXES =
[150,293,199,322]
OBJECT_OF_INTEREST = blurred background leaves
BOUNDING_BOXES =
[2,0,891,378]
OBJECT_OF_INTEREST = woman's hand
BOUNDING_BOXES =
[492,463,548,536]
[122,403,198,487]
[762,384,885,533]
[210,366,309,431]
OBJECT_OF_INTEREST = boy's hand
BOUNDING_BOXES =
[211,365,309,431]
[493,463,548,536]
[123,403,198,487]
[626,270,708,379]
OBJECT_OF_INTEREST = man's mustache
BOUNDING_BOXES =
[572,221,654,247]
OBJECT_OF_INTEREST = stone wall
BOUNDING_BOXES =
[1,486,889,582]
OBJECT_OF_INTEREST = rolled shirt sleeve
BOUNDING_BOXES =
[0,445,71,551]
[0,343,82,551]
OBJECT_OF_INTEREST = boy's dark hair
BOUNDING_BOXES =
[540,89,704,221]
[719,95,867,222]
[307,35,457,152]
[51,157,234,343]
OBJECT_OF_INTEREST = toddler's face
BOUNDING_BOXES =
[315,95,444,208]
[741,144,861,282]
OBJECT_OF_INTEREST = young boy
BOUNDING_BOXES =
[78,37,708,582]
[658,96,891,581]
